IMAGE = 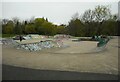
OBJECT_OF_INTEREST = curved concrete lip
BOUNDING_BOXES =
[15,39,103,54]
[54,41,106,54]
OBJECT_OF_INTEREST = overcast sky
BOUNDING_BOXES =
[2,2,118,25]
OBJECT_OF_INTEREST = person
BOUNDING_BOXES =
[92,36,95,40]
[19,35,22,42]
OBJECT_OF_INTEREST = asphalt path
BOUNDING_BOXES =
[2,64,118,80]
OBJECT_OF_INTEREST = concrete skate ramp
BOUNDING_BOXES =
[54,41,106,54]
[2,38,118,76]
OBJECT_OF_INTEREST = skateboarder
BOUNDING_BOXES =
[19,35,22,42]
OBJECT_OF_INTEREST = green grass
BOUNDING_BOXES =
[0,34,2,37]
[1,34,16,38]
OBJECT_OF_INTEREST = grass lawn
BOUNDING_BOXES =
[1,34,18,38]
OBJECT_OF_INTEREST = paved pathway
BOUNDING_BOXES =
[2,64,118,80]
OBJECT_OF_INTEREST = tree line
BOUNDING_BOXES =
[1,5,119,37]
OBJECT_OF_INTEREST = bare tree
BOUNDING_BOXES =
[94,5,111,22]
[71,12,79,20]
[12,17,19,24]
[2,19,9,25]
[29,16,35,23]
[81,5,112,35]
[81,9,95,22]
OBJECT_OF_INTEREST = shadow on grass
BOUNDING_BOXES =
[2,64,118,80]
